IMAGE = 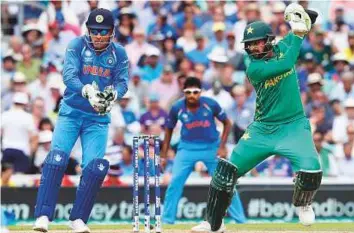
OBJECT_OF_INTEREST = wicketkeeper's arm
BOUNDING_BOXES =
[98,49,129,115]
[111,48,130,99]
[62,39,85,93]
[112,66,129,99]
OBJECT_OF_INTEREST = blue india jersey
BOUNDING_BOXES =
[61,36,129,123]
[166,96,227,150]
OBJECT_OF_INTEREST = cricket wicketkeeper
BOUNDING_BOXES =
[33,8,129,232]
[192,4,322,232]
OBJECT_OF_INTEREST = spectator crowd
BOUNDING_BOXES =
[1,0,354,187]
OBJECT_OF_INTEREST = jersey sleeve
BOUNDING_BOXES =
[62,38,85,93]
[279,32,295,47]
[112,45,129,99]
[166,104,179,129]
[210,99,227,121]
[247,33,303,84]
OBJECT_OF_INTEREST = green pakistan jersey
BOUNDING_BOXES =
[246,32,305,124]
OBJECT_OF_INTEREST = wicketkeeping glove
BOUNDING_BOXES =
[82,81,107,113]
[284,3,312,35]
[98,85,118,115]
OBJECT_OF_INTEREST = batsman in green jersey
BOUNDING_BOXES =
[192,4,322,233]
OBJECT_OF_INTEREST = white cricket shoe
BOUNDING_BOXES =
[191,220,226,232]
[298,205,315,226]
[33,215,49,232]
[69,219,91,233]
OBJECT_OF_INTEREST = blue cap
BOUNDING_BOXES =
[86,8,114,30]
[149,93,160,102]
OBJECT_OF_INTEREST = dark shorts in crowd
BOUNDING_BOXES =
[1,148,30,173]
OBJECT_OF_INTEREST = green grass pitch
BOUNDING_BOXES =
[9,222,354,232]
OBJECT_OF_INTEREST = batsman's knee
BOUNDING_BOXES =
[292,170,322,207]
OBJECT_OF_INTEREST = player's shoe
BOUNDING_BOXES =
[33,215,49,232]
[191,220,226,232]
[298,205,315,226]
[69,219,91,233]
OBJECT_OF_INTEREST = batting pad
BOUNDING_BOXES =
[69,158,109,223]
[34,150,69,221]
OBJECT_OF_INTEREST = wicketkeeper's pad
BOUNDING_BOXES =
[70,158,109,223]
[34,150,69,221]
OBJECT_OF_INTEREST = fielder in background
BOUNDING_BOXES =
[161,77,246,226]
[192,4,322,232]
[33,8,129,233]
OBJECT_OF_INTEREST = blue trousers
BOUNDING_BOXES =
[162,146,246,224]
[51,115,108,168]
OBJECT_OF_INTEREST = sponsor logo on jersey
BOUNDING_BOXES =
[83,50,94,63]
[181,113,189,122]
[185,120,211,129]
[264,68,294,89]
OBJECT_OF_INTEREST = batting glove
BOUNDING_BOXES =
[284,3,312,35]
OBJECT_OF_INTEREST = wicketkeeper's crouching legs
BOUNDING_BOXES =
[205,158,238,231]
[34,152,109,222]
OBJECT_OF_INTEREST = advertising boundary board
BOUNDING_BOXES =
[2,184,354,223]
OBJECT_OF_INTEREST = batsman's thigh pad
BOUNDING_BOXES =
[207,158,238,231]
[34,150,69,220]
[70,158,109,223]
[293,170,322,206]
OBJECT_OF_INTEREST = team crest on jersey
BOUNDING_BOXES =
[203,111,208,117]
[106,57,114,66]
